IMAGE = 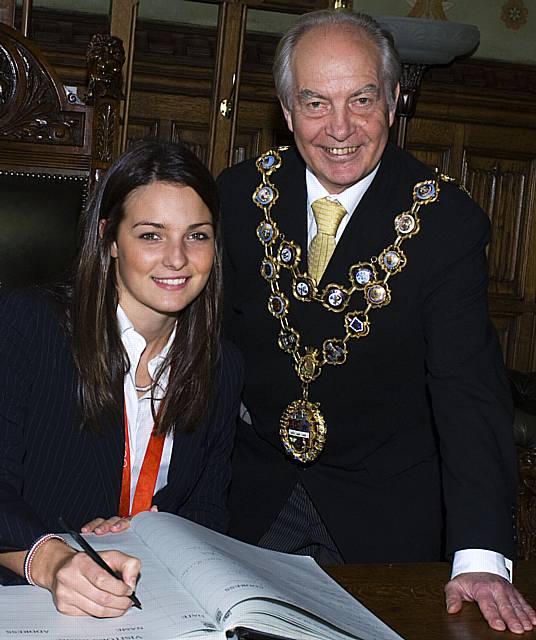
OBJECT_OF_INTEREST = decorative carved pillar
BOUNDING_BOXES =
[85,34,125,184]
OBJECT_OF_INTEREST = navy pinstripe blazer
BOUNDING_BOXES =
[0,287,243,584]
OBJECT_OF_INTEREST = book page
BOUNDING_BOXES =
[0,530,221,640]
[131,512,403,640]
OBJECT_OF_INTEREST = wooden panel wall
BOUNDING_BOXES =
[30,8,536,372]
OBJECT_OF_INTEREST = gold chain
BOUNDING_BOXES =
[252,147,453,462]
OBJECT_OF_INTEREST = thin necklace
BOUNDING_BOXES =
[135,382,154,393]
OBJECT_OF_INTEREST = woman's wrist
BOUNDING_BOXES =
[25,535,76,589]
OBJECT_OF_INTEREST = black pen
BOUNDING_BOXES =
[57,516,142,610]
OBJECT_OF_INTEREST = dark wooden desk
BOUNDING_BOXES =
[326,562,536,639]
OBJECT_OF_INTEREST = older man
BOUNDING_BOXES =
[218,10,536,633]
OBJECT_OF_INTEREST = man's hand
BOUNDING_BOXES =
[445,572,536,634]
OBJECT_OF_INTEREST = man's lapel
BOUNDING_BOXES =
[270,148,308,259]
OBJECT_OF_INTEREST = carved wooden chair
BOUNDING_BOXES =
[0,23,124,287]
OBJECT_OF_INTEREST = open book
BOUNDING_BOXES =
[0,512,403,640]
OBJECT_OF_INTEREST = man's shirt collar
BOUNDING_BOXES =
[306,162,380,215]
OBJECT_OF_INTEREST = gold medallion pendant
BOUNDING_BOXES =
[280,399,326,463]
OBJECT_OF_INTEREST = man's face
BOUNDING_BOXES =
[282,26,398,194]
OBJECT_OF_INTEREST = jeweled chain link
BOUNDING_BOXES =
[253,147,452,385]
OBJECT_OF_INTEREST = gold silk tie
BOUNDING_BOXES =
[308,197,347,284]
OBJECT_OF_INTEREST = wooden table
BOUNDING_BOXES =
[327,561,536,639]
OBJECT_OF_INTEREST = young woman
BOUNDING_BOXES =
[0,141,243,617]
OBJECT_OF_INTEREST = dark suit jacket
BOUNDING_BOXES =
[219,143,518,564]
[0,287,243,584]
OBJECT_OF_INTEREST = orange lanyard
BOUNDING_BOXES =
[118,402,165,517]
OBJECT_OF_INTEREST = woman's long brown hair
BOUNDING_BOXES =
[70,141,222,435]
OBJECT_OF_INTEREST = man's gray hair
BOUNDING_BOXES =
[273,10,401,113]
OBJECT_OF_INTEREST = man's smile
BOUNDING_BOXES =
[322,145,360,156]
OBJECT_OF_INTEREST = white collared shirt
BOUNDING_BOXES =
[303,164,512,582]
[118,306,175,512]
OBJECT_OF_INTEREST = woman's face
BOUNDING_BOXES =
[111,181,215,327]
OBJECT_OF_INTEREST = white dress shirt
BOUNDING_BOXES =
[306,164,378,246]
[304,164,512,582]
[118,306,175,512]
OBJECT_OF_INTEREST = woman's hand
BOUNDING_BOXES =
[81,516,132,536]
[82,505,158,536]
[31,538,140,617]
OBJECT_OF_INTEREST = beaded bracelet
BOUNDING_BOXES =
[23,533,68,586]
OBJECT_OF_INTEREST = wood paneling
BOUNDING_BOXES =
[462,148,532,298]
[127,117,159,143]
[171,122,210,165]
